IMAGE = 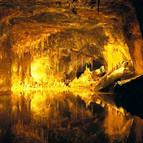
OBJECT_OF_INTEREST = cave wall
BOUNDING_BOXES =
[0,9,12,91]
[0,0,143,89]
[121,1,143,74]
[0,37,11,91]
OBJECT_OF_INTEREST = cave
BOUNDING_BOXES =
[0,0,143,143]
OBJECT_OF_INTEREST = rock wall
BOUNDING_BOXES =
[0,0,143,90]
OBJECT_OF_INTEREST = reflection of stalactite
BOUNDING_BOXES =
[104,105,133,143]
[20,95,31,124]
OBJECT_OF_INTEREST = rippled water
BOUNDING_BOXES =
[0,91,134,143]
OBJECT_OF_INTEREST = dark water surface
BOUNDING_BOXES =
[0,91,134,143]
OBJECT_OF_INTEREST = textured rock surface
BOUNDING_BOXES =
[0,0,143,90]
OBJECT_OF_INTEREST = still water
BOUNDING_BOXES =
[0,90,134,143]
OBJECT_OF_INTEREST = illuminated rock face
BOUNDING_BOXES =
[0,0,143,90]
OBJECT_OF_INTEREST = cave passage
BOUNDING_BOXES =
[0,0,143,143]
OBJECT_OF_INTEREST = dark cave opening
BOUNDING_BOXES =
[76,60,103,78]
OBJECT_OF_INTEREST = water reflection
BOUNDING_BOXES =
[0,91,133,143]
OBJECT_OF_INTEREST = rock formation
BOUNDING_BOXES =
[0,0,143,91]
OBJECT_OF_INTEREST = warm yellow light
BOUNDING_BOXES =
[103,31,132,72]
[31,57,51,83]
[104,105,133,142]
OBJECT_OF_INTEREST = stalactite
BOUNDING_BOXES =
[41,37,44,51]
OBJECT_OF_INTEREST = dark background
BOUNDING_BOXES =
[130,0,143,37]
